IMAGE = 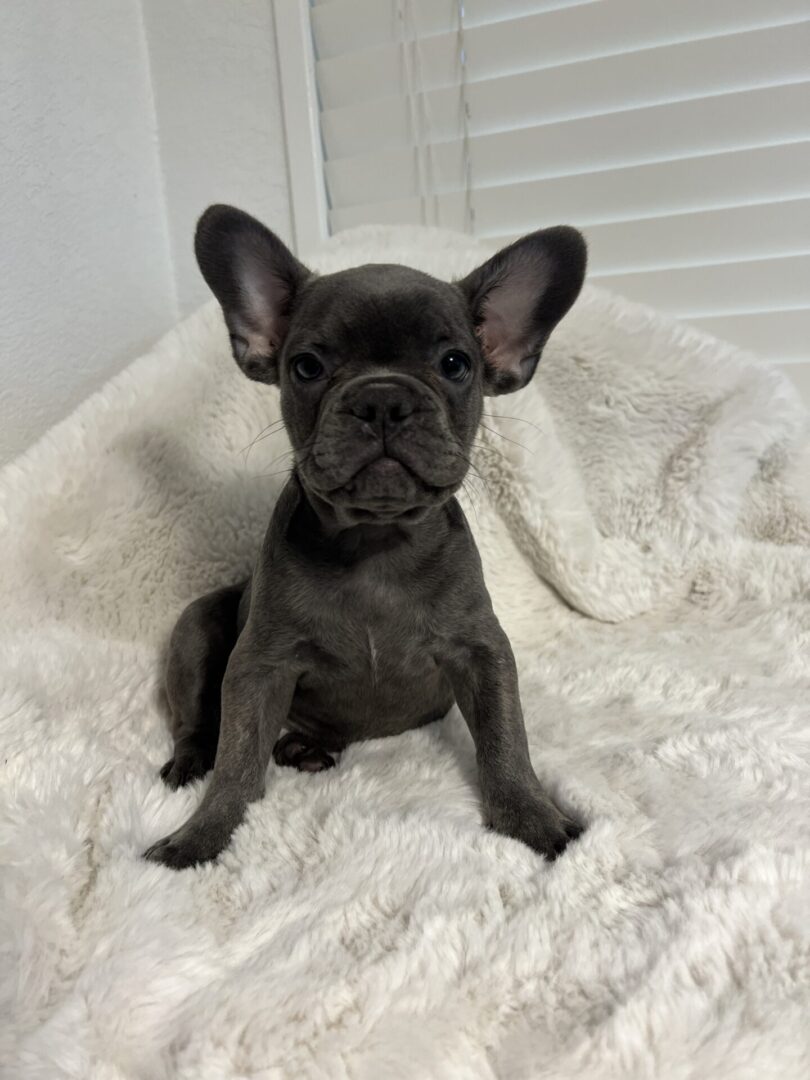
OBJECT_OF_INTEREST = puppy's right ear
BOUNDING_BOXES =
[195,204,310,384]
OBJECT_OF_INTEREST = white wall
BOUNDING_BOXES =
[0,0,177,463]
[141,0,293,317]
[0,0,293,463]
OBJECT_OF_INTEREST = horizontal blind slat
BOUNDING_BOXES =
[312,0,593,61]
[329,142,810,234]
[321,21,810,161]
[313,0,590,7]
[325,82,810,209]
[316,0,810,109]
[690,311,810,363]
[595,254,810,319]
[584,200,810,275]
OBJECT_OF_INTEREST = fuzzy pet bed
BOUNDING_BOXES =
[2,226,810,1079]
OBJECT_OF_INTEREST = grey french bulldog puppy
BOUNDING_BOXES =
[144,205,587,870]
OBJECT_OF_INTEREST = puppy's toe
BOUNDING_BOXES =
[273,732,308,767]
[273,732,336,772]
[544,814,584,861]
[564,816,584,841]
[144,837,198,870]
[488,793,584,861]
[143,836,173,863]
[143,826,224,870]
[158,752,210,790]
[296,747,336,772]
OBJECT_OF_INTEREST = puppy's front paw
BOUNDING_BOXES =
[487,788,583,861]
[159,749,212,790]
[143,822,229,870]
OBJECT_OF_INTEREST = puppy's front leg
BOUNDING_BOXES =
[446,623,582,860]
[145,638,298,870]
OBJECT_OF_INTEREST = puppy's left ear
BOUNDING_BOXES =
[458,227,586,395]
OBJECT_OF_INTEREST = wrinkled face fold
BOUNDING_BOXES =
[278,268,483,524]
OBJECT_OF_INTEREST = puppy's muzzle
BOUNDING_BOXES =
[304,372,461,523]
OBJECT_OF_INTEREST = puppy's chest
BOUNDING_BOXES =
[287,561,456,736]
[313,572,439,676]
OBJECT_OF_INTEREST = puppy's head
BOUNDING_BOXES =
[196,205,586,525]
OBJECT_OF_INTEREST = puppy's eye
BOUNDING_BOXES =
[440,350,471,382]
[292,353,324,382]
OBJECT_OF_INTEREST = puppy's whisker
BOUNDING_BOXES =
[464,475,486,502]
[470,442,507,471]
[292,439,317,466]
[461,479,481,527]
[267,446,299,468]
[258,467,296,481]
[466,475,491,501]
[240,418,288,461]
[457,451,493,497]
[461,456,487,481]
[482,412,542,434]
[253,423,288,444]
[471,439,504,456]
[478,423,531,453]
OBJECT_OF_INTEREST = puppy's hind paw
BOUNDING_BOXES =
[273,731,336,773]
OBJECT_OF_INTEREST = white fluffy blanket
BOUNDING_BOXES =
[2,227,810,1080]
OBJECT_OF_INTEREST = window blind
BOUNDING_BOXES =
[308,0,810,364]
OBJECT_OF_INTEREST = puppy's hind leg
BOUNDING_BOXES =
[160,582,246,789]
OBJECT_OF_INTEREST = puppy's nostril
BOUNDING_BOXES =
[387,400,413,424]
[350,402,377,423]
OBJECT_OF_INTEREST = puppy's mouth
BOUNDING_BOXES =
[320,455,451,523]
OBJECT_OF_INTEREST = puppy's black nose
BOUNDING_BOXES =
[347,381,417,430]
